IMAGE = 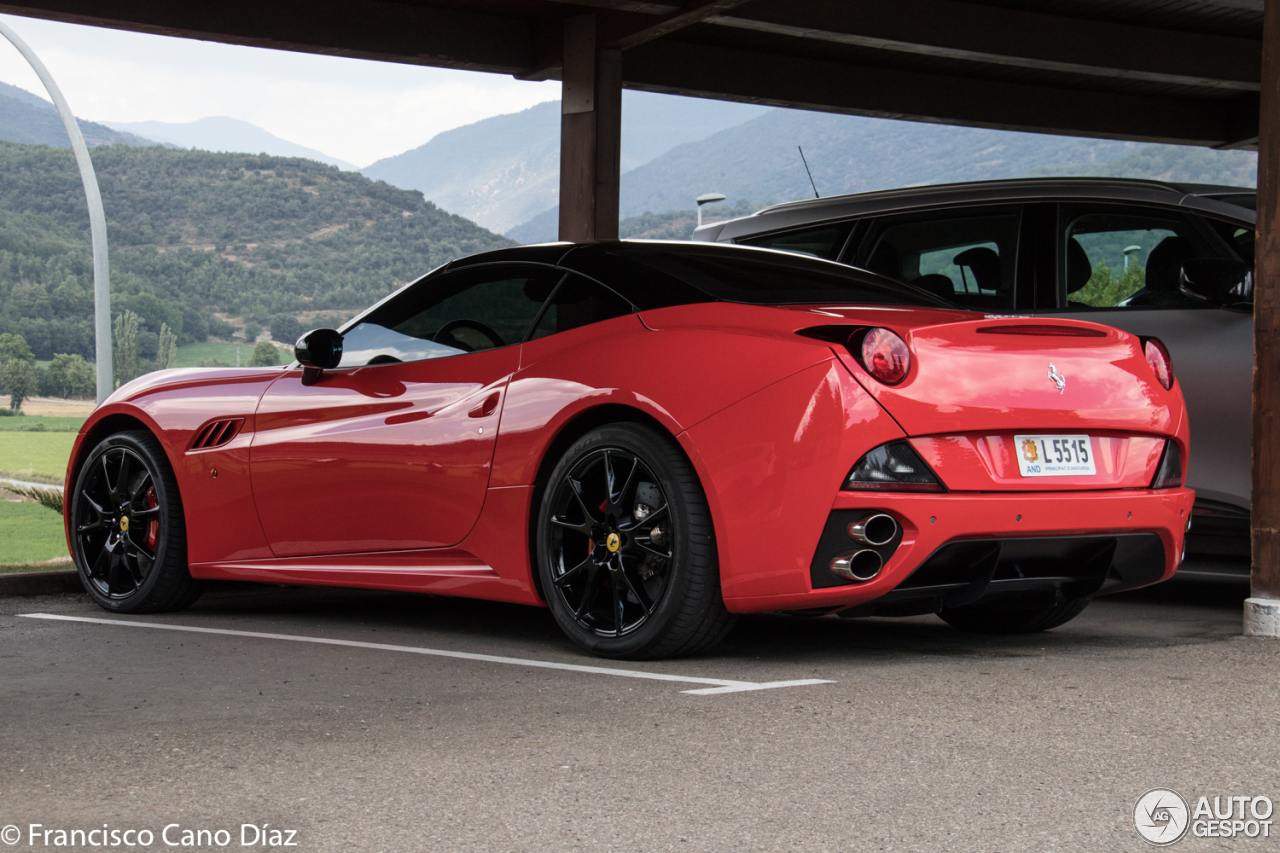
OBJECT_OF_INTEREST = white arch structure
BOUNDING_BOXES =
[0,19,112,402]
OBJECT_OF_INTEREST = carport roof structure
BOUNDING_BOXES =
[1,0,1278,612]
[0,0,1264,147]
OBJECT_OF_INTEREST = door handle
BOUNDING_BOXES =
[468,392,500,418]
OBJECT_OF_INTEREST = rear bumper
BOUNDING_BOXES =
[722,487,1194,613]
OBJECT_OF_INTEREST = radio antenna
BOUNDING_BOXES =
[798,146,820,198]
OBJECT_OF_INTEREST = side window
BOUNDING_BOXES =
[738,223,851,261]
[857,207,1022,311]
[1060,206,1215,309]
[529,274,634,340]
[1205,217,1255,266]
[338,264,561,367]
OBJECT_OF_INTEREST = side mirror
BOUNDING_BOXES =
[294,329,343,385]
[1180,258,1253,306]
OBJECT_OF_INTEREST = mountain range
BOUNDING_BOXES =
[103,116,357,170]
[362,93,766,235]
[0,80,155,148]
[505,108,1259,244]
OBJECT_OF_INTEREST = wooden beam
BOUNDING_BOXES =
[559,15,622,242]
[0,0,533,73]
[708,0,1261,92]
[521,0,751,80]
[1252,0,1280,603]
[609,0,753,50]
[623,39,1258,146]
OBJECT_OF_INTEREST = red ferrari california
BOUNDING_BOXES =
[65,241,1193,659]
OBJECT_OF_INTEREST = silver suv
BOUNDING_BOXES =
[695,178,1255,579]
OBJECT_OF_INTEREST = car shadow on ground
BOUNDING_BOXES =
[174,572,1252,668]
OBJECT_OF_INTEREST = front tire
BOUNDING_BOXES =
[70,430,201,613]
[938,599,1089,634]
[536,423,735,659]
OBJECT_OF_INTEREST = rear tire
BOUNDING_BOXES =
[70,430,202,613]
[938,599,1089,634]
[536,423,735,659]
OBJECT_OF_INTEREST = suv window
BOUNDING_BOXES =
[855,207,1022,311]
[1205,218,1255,266]
[738,223,851,260]
[1059,206,1214,309]
[529,274,634,340]
[338,264,562,367]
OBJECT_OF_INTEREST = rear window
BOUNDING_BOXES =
[585,243,949,307]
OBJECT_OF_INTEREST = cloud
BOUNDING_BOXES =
[0,14,559,166]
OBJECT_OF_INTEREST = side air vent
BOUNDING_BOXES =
[190,418,245,451]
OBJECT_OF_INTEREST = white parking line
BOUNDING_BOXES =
[20,613,833,696]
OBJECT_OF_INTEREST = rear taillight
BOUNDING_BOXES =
[845,441,945,492]
[1151,441,1183,489]
[1142,337,1174,390]
[860,327,911,385]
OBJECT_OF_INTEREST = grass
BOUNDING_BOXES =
[174,340,257,367]
[0,415,86,432]
[0,501,69,564]
[0,431,78,484]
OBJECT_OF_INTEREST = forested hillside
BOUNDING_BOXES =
[0,141,512,360]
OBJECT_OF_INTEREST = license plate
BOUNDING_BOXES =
[1014,435,1096,477]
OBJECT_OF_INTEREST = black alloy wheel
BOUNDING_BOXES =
[537,423,735,659]
[70,431,201,613]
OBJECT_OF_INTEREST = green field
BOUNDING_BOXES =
[0,501,69,564]
[0,415,85,432]
[174,340,289,367]
[0,431,78,484]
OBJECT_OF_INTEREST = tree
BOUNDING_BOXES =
[248,340,282,366]
[41,353,95,398]
[157,323,178,370]
[113,310,141,387]
[270,314,303,345]
[0,332,34,364]
[1,357,37,411]
[243,321,262,341]
[0,331,37,405]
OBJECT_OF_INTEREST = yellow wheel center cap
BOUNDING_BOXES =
[605,532,621,553]
[119,516,129,532]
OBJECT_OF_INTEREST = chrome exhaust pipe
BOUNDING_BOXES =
[830,549,883,582]
[847,513,898,547]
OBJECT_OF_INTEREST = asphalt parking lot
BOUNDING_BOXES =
[0,577,1275,852]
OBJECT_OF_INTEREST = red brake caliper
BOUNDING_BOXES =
[145,487,159,550]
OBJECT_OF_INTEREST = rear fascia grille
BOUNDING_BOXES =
[838,533,1166,618]
[190,418,245,451]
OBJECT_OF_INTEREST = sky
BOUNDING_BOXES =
[0,13,561,167]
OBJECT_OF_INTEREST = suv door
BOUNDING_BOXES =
[1042,203,1253,559]
[847,205,1026,311]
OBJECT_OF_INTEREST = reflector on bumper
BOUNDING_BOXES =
[844,441,945,492]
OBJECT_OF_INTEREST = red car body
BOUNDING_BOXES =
[65,242,1192,630]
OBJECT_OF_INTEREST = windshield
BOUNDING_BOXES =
[589,243,951,308]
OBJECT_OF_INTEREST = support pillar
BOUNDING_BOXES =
[558,14,621,242]
[1246,0,1280,636]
